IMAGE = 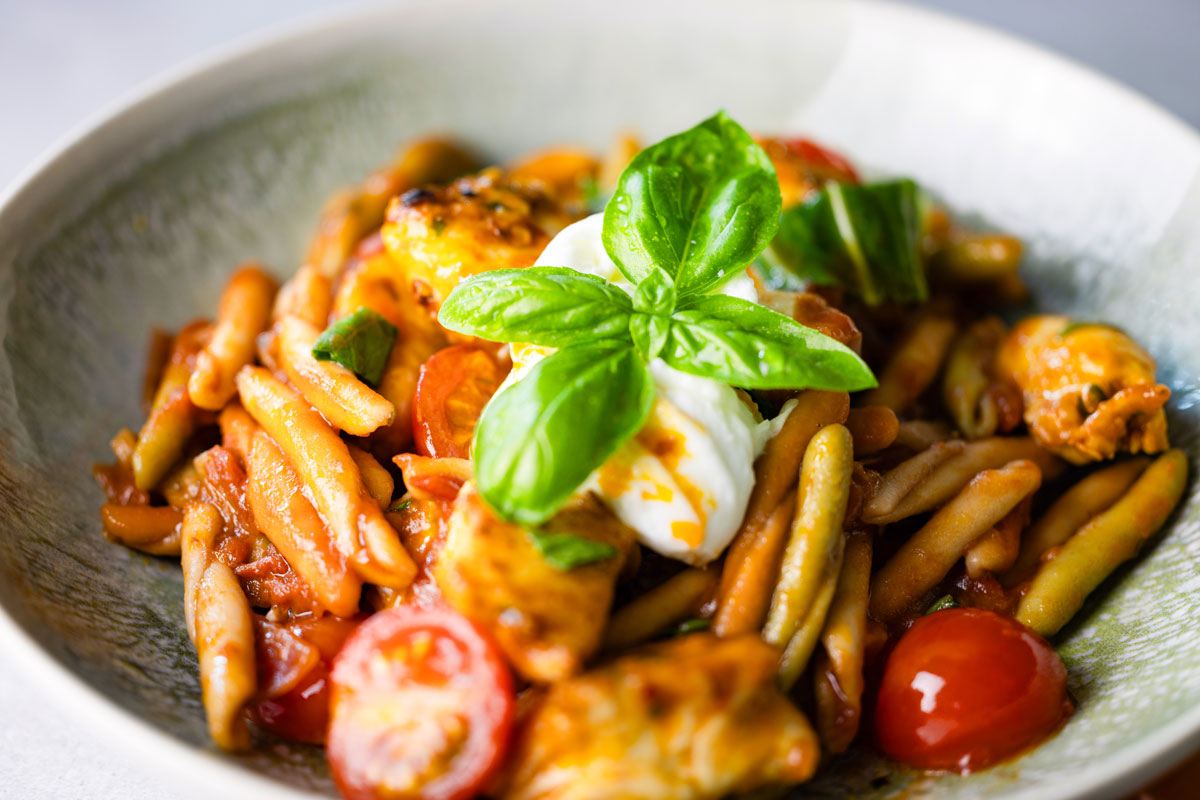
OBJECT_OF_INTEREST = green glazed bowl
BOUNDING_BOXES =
[1,1,1198,798]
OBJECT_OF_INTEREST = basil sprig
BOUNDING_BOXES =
[312,306,397,386]
[439,111,876,525]
[765,179,929,305]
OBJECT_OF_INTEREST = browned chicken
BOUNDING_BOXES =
[380,169,575,312]
[994,315,1170,463]
[497,633,820,800]
[432,483,636,683]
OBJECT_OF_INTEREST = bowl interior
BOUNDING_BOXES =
[1,1,1199,798]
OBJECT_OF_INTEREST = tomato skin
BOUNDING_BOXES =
[784,137,860,184]
[875,608,1071,773]
[327,606,515,800]
[253,665,333,745]
[413,345,507,459]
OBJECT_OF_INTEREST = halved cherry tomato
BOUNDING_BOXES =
[785,137,860,184]
[250,615,361,745]
[328,606,515,800]
[875,607,1071,773]
[413,345,508,459]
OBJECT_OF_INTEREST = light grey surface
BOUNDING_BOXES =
[0,2,1197,799]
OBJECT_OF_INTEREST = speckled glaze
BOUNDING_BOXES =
[0,1,1198,799]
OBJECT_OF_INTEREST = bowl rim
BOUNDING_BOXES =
[1,1,1198,798]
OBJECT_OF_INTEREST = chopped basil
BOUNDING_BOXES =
[771,179,930,305]
[387,498,412,513]
[926,594,960,614]
[528,530,618,570]
[671,617,711,636]
[311,307,397,387]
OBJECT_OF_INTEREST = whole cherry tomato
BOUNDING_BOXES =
[413,344,507,459]
[327,606,515,800]
[875,607,1071,773]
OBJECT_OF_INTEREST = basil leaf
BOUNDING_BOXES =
[632,269,677,315]
[437,267,633,346]
[473,341,654,524]
[926,594,960,614]
[311,307,397,387]
[671,617,711,636]
[662,294,876,391]
[603,111,781,295]
[527,530,618,570]
[629,313,670,362]
[773,179,929,305]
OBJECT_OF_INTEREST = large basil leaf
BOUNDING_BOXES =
[603,111,782,296]
[771,179,929,305]
[473,341,654,524]
[437,267,633,346]
[662,294,876,391]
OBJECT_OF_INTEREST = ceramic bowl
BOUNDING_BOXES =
[1,1,1198,798]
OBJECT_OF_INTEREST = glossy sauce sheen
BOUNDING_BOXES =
[875,608,1071,773]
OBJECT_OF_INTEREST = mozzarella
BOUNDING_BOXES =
[504,214,787,565]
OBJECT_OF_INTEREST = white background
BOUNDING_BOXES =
[1,1,1198,797]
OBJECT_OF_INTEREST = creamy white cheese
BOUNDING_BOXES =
[507,214,789,565]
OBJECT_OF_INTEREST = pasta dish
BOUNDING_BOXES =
[93,112,1186,799]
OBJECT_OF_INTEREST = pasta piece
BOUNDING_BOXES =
[763,424,853,654]
[272,263,332,329]
[1002,458,1149,587]
[245,431,362,617]
[217,403,259,461]
[845,406,899,456]
[194,558,257,751]
[942,317,1020,439]
[393,454,473,502]
[188,265,277,411]
[813,530,872,753]
[599,132,641,190]
[713,391,849,636]
[181,503,222,652]
[277,315,395,436]
[892,419,955,452]
[348,444,395,508]
[236,366,416,589]
[864,437,1061,525]
[870,460,1043,623]
[160,460,203,510]
[603,567,719,651]
[862,313,957,413]
[964,497,1029,578]
[1017,449,1187,637]
[100,504,183,555]
[507,147,600,213]
[933,233,1023,283]
[141,328,173,415]
[132,320,210,491]
[778,540,844,691]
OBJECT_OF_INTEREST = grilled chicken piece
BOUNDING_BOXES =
[380,169,575,312]
[432,483,635,683]
[498,633,820,800]
[994,315,1170,464]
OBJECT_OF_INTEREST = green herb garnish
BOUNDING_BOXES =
[387,498,412,513]
[671,617,712,636]
[312,306,397,387]
[926,594,960,614]
[528,530,619,570]
[767,179,929,305]
[438,111,877,524]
